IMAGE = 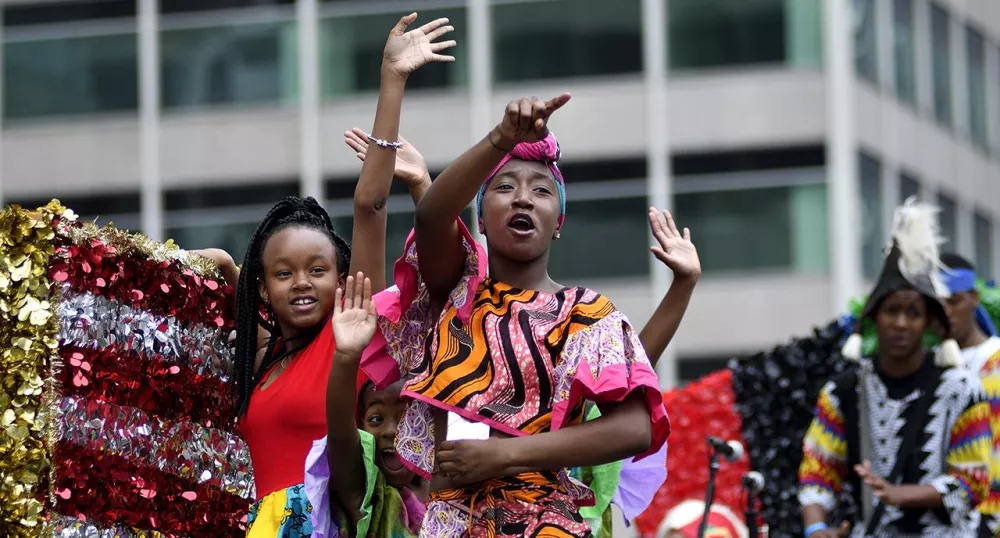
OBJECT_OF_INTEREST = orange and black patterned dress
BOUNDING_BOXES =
[361,220,670,538]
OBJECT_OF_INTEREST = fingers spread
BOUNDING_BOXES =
[393,12,418,35]
[416,17,450,36]
[334,286,344,315]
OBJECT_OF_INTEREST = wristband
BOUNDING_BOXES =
[369,136,403,150]
[804,522,828,537]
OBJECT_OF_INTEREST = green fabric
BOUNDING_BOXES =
[344,430,416,538]
[573,404,622,532]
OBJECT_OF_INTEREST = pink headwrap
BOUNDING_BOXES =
[476,132,566,230]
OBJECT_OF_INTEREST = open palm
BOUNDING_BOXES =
[344,128,429,186]
[383,13,457,79]
[648,208,701,279]
[331,273,378,357]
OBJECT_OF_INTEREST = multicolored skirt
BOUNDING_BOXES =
[421,471,592,538]
[247,484,314,538]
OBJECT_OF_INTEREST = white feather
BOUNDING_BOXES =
[892,197,950,298]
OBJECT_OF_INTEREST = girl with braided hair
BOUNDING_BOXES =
[194,13,456,538]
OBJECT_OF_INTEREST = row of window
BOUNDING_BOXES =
[856,0,998,152]
[859,151,995,278]
[1,0,823,121]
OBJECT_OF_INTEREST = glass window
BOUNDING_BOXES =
[893,0,915,105]
[161,21,298,109]
[493,0,641,82]
[966,27,987,149]
[674,183,828,274]
[167,221,260,260]
[160,0,294,15]
[975,213,993,278]
[854,0,877,83]
[930,3,951,127]
[4,33,138,120]
[899,173,920,203]
[321,8,468,97]
[3,0,134,26]
[860,153,883,279]
[669,0,822,70]
[10,192,141,232]
[548,196,649,280]
[937,192,957,251]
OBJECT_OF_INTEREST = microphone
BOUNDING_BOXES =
[742,470,765,494]
[707,436,744,462]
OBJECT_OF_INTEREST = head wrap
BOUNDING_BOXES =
[656,500,748,538]
[841,197,963,367]
[475,132,566,232]
[940,266,999,337]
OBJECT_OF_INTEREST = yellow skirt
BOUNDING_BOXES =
[246,484,314,538]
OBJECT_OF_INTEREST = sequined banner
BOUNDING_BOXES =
[57,291,234,382]
[57,396,253,498]
[48,514,175,538]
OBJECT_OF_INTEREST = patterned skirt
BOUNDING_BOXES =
[421,472,592,538]
[247,483,314,538]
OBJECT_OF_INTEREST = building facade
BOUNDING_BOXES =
[2,0,999,387]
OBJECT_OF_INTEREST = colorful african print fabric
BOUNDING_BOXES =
[305,430,425,538]
[971,338,1000,537]
[247,484,313,538]
[360,219,669,537]
[799,357,991,537]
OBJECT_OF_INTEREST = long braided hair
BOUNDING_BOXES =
[232,196,351,420]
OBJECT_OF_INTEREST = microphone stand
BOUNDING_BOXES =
[745,486,759,538]
[697,442,722,538]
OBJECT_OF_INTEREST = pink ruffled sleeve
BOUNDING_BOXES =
[551,306,670,461]
[360,218,487,390]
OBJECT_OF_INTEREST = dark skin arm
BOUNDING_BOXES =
[414,93,571,304]
[348,14,455,294]
[435,392,652,487]
[637,208,701,365]
[326,274,379,533]
[800,505,850,537]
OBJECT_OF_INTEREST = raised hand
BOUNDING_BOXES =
[344,128,430,187]
[493,94,572,149]
[331,272,378,357]
[855,460,904,506]
[382,13,457,79]
[648,208,701,280]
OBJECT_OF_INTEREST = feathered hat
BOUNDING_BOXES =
[841,197,962,367]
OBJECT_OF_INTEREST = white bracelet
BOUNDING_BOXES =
[369,136,403,150]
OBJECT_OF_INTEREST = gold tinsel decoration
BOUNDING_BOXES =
[0,200,66,537]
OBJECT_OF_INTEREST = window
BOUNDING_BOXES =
[167,221,260,259]
[974,213,993,277]
[854,0,877,83]
[892,0,915,105]
[9,192,141,232]
[966,27,987,150]
[669,0,822,70]
[160,0,293,15]
[493,0,641,82]
[548,195,649,280]
[859,153,883,279]
[161,20,298,109]
[937,192,957,252]
[321,8,468,96]
[4,33,138,120]
[3,1,134,26]
[899,173,920,203]
[930,3,951,127]
[678,357,733,383]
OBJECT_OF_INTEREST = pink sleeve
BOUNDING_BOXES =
[551,309,670,461]
[360,218,487,390]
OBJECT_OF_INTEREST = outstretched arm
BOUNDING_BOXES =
[349,13,455,293]
[344,129,431,206]
[414,94,571,303]
[638,208,700,366]
[435,393,651,487]
[326,273,379,529]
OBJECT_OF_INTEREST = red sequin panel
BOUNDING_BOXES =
[634,370,751,537]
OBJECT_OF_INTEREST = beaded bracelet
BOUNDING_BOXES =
[369,136,403,150]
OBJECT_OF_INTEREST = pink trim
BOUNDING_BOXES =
[399,449,432,481]
[401,390,526,439]
[552,362,670,461]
